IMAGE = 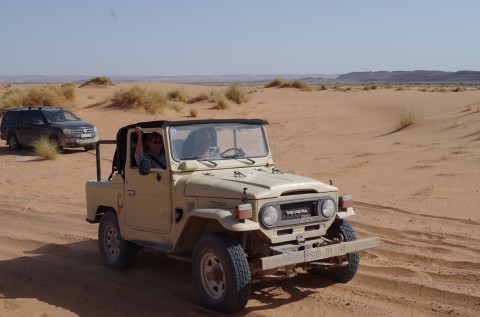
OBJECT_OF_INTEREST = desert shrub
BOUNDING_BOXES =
[318,85,327,91]
[188,92,212,104]
[190,108,198,117]
[170,104,184,113]
[225,85,248,104]
[79,76,114,88]
[1,85,73,109]
[399,110,420,128]
[265,78,286,88]
[61,82,76,101]
[452,87,466,92]
[32,137,59,160]
[213,97,231,109]
[111,85,168,113]
[167,87,189,102]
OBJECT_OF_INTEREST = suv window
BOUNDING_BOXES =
[20,111,34,125]
[2,110,20,123]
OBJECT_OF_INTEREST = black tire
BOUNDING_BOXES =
[84,144,95,151]
[49,135,64,152]
[192,232,251,314]
[8,134,21,151]
[98,211,138,270]
[310,219,359,283]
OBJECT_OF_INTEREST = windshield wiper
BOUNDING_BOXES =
[182,156,218,166]
[223,154,256,164]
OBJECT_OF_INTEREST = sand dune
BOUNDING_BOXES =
[1,83,479,316]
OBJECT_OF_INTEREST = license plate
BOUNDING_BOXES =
[304,244,346,261]
[81,133,92,138]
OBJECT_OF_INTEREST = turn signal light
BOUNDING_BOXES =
[234,203,253,220]
[339,195,354,210]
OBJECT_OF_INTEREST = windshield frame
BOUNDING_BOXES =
[168,123,270,163]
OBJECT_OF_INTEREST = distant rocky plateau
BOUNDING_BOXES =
[1,70,480,84]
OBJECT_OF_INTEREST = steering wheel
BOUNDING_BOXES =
[220,147,245,157]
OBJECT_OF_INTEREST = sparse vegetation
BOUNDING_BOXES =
[61,82,76,101]
[188,92,212,104]
[265,78,286,88]
[190,108,198,117]
[110,85,168,113]
[32,137,59,160]
[1,85,75,110]
[225,85,248,104]
[79,76,114,88]
[213,97,231,109]
[399,109,421,128]
[167,87,189,102]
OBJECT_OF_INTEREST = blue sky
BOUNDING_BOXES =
[1,0,479,76]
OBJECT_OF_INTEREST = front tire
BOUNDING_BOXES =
[192,232,251,314]
[310,219,359,283]
[98,211,138,270]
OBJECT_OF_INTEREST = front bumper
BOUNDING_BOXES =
[61,135,99,148]
[261,237,380,271]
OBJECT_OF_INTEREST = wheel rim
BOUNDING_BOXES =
[9,136,17,149]
[104,224,120,261]
[199,252,226,300]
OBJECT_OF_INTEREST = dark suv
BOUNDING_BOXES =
[0,107,99,151]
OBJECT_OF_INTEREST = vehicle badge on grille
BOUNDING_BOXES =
[83,128,88,133]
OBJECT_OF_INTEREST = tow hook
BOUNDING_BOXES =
[296,235,305,244]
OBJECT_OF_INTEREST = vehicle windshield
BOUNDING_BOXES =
[169,123,269,162]
[43,110,80,123]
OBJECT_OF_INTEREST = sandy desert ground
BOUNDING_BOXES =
[0,83,479,317]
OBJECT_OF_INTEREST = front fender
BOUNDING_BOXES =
[336,207,355,219]
[187,208,259,231]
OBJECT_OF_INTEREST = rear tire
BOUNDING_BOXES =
[98,211,138,270]
[8,134,21,151]
[192,232,251,314]
[309,219,359,283]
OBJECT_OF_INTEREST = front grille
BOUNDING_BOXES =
[260,197,334,228]
[280,201,317,221]
[73,127,94,134]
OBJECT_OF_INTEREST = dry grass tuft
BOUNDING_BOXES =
[79,76,114,88]
[225,85,248,104]
[32,137,59,160]
[190,108,198,117]
[399,110,421,128]
[167,87,189,102]
[1,85,75,110]
[265,78,286,88]
[110,85,169,113]
[61,82,76,101]
[188,92,212,104]
[213,97,231,109]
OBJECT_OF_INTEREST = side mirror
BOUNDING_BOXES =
[139,159,151,175]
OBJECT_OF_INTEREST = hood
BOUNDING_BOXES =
[182,169,337,199]
[50,121,95,129]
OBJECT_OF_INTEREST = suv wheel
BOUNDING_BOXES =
[309,219,359,283]
[98,211,138,270]
[84,144,95,151]
[8,134,21,151]
[192,232,251,314]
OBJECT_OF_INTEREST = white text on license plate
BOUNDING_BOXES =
[81,133,92,138]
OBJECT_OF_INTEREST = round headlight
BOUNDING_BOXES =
[321,199,336,218]
[261,205,279,227]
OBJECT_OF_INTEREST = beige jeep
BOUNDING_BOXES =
[86,119,379,314]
